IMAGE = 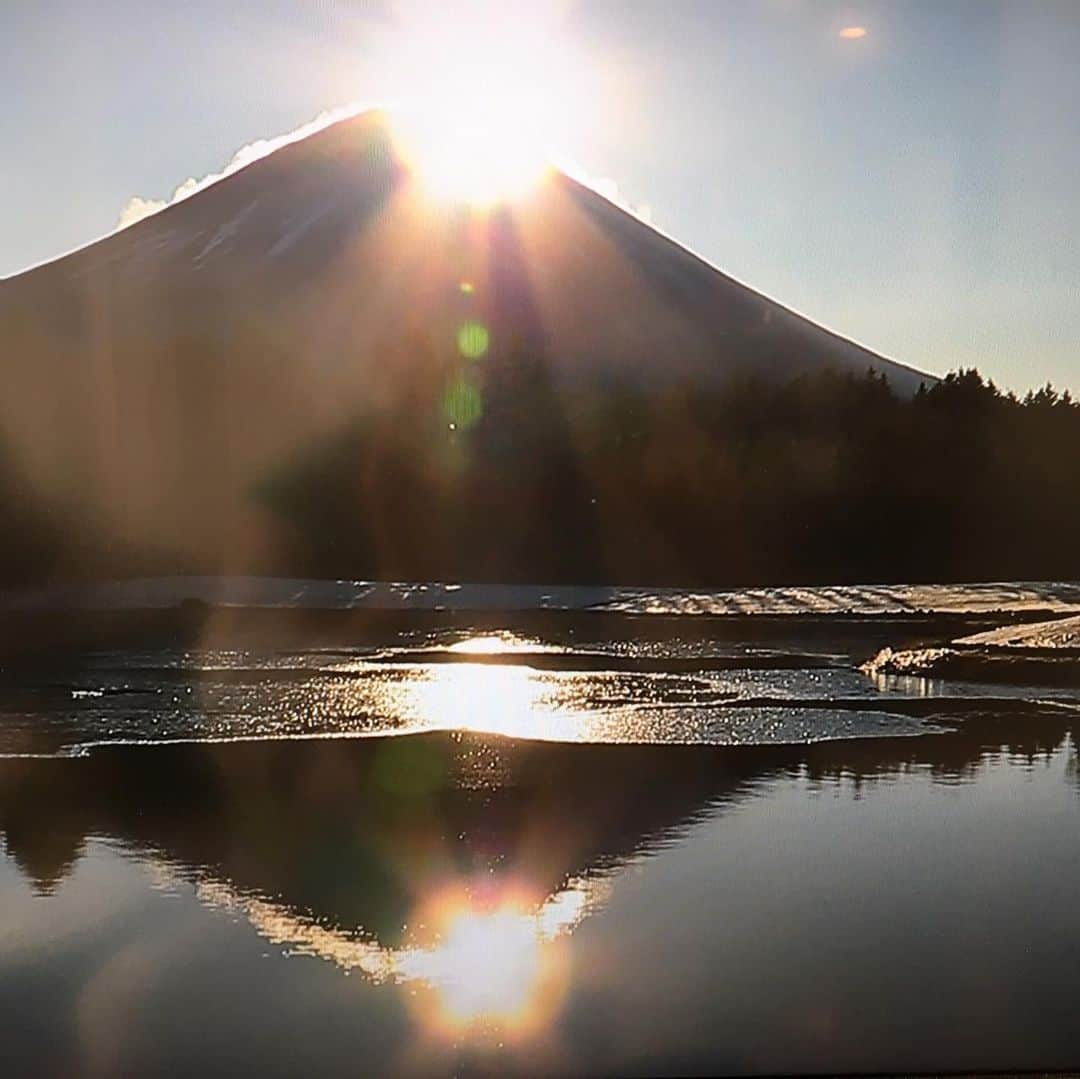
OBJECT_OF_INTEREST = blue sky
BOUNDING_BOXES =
[3,0,1078,392]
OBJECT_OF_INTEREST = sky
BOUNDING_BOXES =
[2,0,1079,393]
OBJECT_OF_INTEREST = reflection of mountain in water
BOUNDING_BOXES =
[1,735,745,920]
[2,714,1075,937]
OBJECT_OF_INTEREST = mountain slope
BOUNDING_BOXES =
[3,109,929,392]
[0,109,936,583]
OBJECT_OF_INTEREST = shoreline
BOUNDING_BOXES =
[0,602,1060,665]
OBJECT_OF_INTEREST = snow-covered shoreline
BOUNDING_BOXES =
[864,611,1080,684]
[2,576,1079,617]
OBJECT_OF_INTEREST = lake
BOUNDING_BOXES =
[1,582,1079,1076]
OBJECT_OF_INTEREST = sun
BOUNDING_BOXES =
[393,89,553,206]
[384,4,588,205]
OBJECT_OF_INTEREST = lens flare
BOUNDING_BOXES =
[442,376,483,429]
[457,320,489,359]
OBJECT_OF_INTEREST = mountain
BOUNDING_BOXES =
[0,109,937,585]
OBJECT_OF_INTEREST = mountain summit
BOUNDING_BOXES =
[4,109,928,389]
[0,109,935,583]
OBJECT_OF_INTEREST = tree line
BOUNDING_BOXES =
[257,358,1080,586]
[4,355,1079,587]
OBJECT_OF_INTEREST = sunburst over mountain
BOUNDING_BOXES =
[0,108,933,583]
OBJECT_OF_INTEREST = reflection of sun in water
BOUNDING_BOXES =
[420,906,542,1023]
[385,4,592,204]
[400,635,627,741]
[445,632,543,654]
[196,873,601,1043]
[398,882,580,1036]
[409,663,553,739]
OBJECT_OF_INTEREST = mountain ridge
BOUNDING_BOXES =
[1,108,932,392]
[0,108,953,585]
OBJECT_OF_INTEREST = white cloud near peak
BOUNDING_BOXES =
[115,103,369,230]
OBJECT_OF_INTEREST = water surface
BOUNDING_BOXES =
[2,593,1079,1075]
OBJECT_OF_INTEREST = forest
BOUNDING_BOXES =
[3,355,1079,588]
[257,360,1080,587]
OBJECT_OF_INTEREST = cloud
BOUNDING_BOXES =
[116,195,168,230]
[115,102,369,230]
